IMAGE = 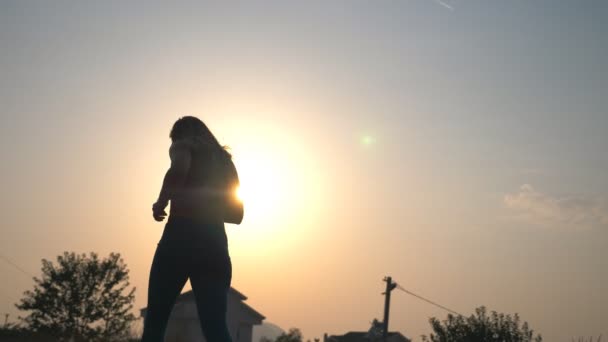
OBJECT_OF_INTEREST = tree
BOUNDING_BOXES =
[275,328,303,342]
[16,252,136,342]
[422,306,542,342]
[367,318,384,340]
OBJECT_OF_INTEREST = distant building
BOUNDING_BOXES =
[324,331,411,342]
[140,287,265,342]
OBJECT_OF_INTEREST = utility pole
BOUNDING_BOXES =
[3,313,8,328]
[382,276,397,342]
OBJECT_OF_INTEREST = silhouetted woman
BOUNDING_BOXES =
[141,116,243,342]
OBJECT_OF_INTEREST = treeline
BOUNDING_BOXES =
[5,252,137,342]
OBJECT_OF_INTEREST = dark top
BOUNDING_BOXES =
[159,137,237,253]
[169,137,234,224]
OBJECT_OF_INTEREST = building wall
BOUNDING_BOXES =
[236,323,253,342]
[163,292,261,342]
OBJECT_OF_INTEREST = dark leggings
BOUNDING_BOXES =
[141,218,232,342]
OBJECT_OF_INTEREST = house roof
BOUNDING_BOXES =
[326,331,411,342]
[140,286,265,322]
[237,298,266,323]
[175,289,265,321]
[176,287,248,302]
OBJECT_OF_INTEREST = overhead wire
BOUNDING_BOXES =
[0,252,35,279]
[394,283,464,317]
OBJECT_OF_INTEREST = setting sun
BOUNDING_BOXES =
[216,118,326,236]
[232,144,289,223]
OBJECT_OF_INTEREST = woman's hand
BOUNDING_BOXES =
[152,201,168,222]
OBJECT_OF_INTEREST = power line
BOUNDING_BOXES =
[0,253,35,279]
[394,283,464,317]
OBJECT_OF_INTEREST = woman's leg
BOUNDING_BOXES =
[141,246,189,342]
[189,255,232,342]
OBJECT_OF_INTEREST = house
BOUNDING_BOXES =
[324,331,411,342]
[140,287,265,342]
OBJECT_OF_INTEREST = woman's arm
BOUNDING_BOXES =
[152,141,192,221]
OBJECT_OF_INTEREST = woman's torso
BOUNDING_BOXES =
[169,137,228,224]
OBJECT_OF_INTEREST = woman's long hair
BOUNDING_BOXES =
[170,116,231,159]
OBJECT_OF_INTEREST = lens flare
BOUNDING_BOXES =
[235,186,243,201]
[361,135,375,147]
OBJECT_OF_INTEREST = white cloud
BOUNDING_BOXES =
[503,184,608,229]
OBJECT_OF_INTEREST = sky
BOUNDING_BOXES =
[1,1,607,340]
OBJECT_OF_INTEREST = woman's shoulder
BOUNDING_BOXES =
[170,137,232,164]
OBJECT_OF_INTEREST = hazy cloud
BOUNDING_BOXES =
[504,184,608,229]
[433,0,455,11]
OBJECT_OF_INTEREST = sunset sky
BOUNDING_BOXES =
[1,1,607,341]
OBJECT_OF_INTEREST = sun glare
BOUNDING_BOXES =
[235,186,243,201]
[212,115,327,255]
[218,120,323,227]
[233,151,285,221]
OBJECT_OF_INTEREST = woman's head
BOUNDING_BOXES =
[170,116,231,157]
